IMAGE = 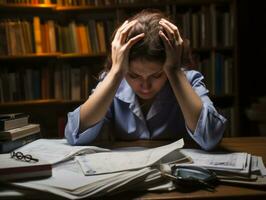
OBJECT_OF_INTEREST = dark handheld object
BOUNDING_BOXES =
[163,165,218,192]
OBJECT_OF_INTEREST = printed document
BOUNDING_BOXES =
[179,149,251,175]
[76,139,184,175]
[15,139,110,164]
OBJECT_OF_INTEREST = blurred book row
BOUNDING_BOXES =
[174,5,234,48]
[195,53,234,96]
[0,58,234,104]
[0,113,41,153]
[0,0,115,6]
[0,5,234,55]
[0,64,94,102]
[0,17,115,55]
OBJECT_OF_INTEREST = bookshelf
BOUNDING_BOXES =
[0,0,239,138]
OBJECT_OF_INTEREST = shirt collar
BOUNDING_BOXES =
[115,79,135,103]
[115,79,176,121]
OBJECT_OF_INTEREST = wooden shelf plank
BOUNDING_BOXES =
[0,53,106,61]
[0,99,84,108]
[0,53,59,60]
[0,3,56,12]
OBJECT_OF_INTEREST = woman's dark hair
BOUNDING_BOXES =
[103,9,194,73]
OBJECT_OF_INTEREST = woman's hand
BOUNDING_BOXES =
[159,18,183,73]
[111,20,145,76]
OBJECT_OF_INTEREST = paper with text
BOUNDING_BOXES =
[179,149,251,174]
[76,139,184,175]
[16,139,110,165]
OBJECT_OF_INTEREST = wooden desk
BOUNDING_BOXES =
[1,137,266,200]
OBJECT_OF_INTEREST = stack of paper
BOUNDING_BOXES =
[14,164,158,199]
[179,149,266,186]
[6,138,186,199]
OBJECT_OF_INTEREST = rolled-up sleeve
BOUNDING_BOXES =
[64,106,108,146]
[184,70,227,150]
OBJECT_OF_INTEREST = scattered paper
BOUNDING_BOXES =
[180,149,248,170]
[76,139,184,175]
[15,139,110,164]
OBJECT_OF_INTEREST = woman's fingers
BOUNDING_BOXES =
[159,18,183,44]
[119,20,138,44]
[113,20,128,42]
[159,30,171,50]
[161,18,181,38]
[112,20,138,54]
[161,18,182,41]
[113,20,135,43]
[159,20,175,42]
[125,33,145,50]
[113,20,138,44]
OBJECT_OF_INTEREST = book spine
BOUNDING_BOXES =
[0,132,41,153]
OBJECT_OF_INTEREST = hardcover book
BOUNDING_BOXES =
[0,153,52,181]
[0,113,29,131]
[0,124,40,141]
[0,132,41,153]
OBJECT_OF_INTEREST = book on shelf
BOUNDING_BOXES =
[196,53,233,96]
[0,124,40,141]
[0,113,29,131]
[33,16,42,54]
[1,17,115,55]
[0,153,52,181]
[0,132,41,153]
[0,0,54,5]
[0,63,94,102]
[96,21,107,53]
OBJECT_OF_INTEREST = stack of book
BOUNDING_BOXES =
[0,113,41,153]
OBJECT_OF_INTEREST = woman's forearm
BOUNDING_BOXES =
[79,19,144,132]
[79,69,123,132]
[165,69,203,132]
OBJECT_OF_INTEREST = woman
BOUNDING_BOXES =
[65,9,227,150]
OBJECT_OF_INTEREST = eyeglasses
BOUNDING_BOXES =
[161,164,218,191]
[10,151,39,163]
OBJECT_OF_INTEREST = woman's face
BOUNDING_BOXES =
[125,59,167,100]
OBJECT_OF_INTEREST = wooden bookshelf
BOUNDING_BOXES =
[0,0,239,138]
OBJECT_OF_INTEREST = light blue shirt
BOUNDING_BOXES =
[65,70,227,150]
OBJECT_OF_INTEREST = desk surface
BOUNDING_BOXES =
[1,137,266,200]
